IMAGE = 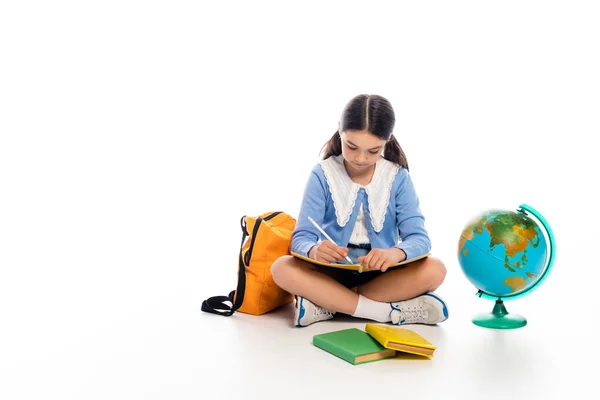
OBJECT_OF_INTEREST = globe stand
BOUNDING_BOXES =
[473,299,527,329]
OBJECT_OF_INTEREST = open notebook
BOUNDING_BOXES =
[291,252,430,272]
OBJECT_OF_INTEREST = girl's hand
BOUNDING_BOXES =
[308,241,349,263]
[357,248,406,272]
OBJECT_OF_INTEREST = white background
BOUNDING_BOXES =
[1,1,599,399]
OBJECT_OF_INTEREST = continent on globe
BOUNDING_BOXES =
[486,212,540,259]
[459,210,541,270]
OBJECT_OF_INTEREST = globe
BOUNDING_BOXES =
[457,204,556,329]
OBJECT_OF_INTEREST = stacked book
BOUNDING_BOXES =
[313,323,437,365]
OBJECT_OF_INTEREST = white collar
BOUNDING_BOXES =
[319,155,400,232]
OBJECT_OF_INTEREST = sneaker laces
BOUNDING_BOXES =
[314,306,334,320]
[396,304,428,323]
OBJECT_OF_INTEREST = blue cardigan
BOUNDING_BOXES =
[291,158,431,261]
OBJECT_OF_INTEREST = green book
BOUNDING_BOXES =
[313,328,397,365]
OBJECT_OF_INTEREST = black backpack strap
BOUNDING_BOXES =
[201,290,237,316]
[201,216,263,316]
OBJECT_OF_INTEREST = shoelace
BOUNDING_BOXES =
[314,307,334,320]
[396,305,428,323]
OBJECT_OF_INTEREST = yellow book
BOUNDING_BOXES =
[365,323,436,358]
[290,252,430,272]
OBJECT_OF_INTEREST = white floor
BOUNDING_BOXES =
[195,289,596,400]
[2,267,596,400]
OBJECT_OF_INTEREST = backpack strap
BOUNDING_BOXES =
[201,216,256,316]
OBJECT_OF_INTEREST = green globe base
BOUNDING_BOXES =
[472,300,527,329]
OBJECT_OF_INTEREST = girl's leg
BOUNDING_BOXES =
[270,255,359,315]
[271,255,448,325]
[356,256,447,302]
[351,257,448,325]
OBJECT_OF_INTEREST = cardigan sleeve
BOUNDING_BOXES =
[393,169,432,260]
[290,166,328,257]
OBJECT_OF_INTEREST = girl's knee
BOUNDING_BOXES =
[427,257,447,291]
[271,255,295,286]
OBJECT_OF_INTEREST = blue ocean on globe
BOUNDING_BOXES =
[458,209,548,297]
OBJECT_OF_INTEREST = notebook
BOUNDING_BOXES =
[312,328,397,365]
[365,323,436,357]
[291,252,430,272]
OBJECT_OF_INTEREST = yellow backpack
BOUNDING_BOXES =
[202,211,296,316]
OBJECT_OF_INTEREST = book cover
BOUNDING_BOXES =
[365,323,436,357]
[313,328,397,365]
[291,252,430,272]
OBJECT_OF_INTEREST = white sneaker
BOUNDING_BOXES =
[294,296,335,327]
[390,293,449,325]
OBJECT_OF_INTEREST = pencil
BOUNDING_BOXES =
[307,216,361,271]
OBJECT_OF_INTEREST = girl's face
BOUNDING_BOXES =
[340,130,386,173]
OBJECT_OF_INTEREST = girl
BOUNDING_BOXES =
[271,94,448,327]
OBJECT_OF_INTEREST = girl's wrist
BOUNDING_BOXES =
[389,247,407,263]
[308,245,317,260]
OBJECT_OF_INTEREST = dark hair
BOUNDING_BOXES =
[320,94,409,170]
